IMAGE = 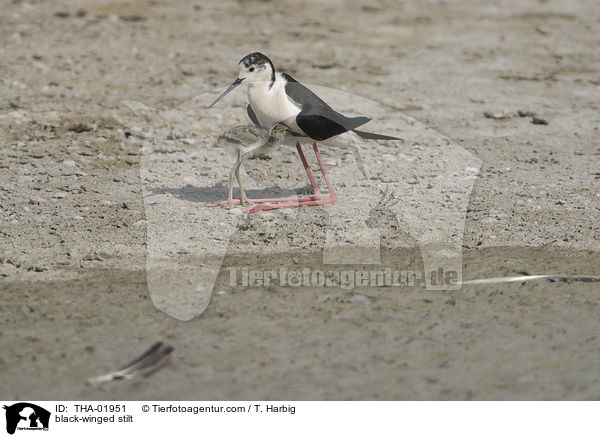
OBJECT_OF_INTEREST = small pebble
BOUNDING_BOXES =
[119,14,147,22]
[484,110,513,120]
[518,110,535,117]
[68,123,91,133]
[346,295,370,305]
[216,290,227,296]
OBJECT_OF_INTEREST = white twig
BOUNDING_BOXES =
[460,274,600,285]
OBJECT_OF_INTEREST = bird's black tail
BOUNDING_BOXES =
[352,129,401,141]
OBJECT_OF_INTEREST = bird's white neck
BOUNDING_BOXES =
[247,73,301,131]
[247,78,272,93]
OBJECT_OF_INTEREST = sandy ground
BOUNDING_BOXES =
[1,0,599,400]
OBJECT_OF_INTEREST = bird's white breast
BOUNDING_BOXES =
[248,73,302,133]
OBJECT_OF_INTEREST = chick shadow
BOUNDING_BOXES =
[147,182,317,204]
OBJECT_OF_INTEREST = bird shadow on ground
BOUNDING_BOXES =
[147,183,317,204]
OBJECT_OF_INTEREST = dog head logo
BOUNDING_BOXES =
[3,403,50,435]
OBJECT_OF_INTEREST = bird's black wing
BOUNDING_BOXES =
[283,73,370,140]
[295,112,348,141]
[247,105,260,126]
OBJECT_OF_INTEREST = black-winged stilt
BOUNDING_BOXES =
[208,52,400,212]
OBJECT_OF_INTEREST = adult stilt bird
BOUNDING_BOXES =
[208,52,400,212]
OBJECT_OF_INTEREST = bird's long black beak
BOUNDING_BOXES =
[208,77,244,108]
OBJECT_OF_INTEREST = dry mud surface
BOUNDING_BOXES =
[1,0,600,400]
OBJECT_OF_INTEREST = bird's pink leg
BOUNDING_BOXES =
[294,142,322,201]
[245,142,337,213]
[208,142,322,206]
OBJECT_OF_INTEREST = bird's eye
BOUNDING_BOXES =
[249,67,255,72]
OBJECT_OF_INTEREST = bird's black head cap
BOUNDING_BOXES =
[240,52,273,69]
